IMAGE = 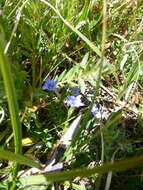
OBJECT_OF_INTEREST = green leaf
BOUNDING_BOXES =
[126,61,140,85]
[78,78,86,93]
[103,109,122,129]
[58,70,67,82]
[20,155,143,186]
[75,2,90,24]
[0,149,42,169]
[40,0,101,57]
[0,26,22,178]
[79,53,89,69]
[119,61,140,98]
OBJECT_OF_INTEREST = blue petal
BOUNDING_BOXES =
[91,104,99,116]
[42,78,58,92]
[66,95,84,108]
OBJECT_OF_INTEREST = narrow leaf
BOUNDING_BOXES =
[0,149,42,169]
[20,155,143,186]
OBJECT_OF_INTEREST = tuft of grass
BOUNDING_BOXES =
[0,27,22,181]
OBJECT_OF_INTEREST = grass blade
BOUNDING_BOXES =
[0,29,22,178]
[20,155,143,186]
[0,149,42,169]
[40,0,101,57]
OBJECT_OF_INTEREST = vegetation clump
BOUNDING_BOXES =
[0,0,143,189]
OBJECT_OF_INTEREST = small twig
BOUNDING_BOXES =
[101,84,117,99]
[61,53,78,65]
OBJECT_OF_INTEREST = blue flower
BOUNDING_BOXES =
[42,78,58,92]
[71,88,81,96]
[91,104,99,116]
[66,95,84,108]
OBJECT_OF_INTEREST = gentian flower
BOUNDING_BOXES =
[71,88,81,96]
[91,104,99,116]
[66,95,84,108]
[42,78,58,92]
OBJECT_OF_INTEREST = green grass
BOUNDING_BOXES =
[0,0,143,189]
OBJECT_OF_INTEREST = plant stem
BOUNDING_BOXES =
[0,33,22,181]
[94,0,107,98]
